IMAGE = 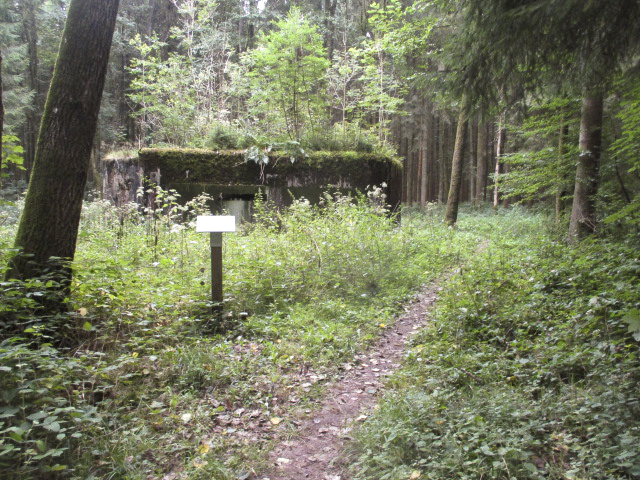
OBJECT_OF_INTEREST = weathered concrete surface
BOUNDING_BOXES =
[102,148,401,209]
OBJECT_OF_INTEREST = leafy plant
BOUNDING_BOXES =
[351,210,640,480]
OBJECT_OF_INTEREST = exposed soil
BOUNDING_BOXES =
[259,279,446,480]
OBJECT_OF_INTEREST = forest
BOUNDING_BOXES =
[1,0,639,479]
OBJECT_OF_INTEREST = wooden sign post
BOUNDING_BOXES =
[196,216,236,313]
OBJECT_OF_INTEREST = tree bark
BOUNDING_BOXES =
[555,115,569,222]
[7,0,120,286]
[493,112,506,208]
[437,115,446,204]
[0,52,4,178]
[475,118,487,205]
[444,109,467,226]
[568,93,603,242]
[21,0,40,179]
[420,103,430,209]
[468,119,477,204]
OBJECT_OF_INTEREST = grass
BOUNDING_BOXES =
[3,196,637,479]
[0,189,472,479]
[350,208,640,480]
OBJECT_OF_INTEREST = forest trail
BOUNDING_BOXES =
[260,278,447,480]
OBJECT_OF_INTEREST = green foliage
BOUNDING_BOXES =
[1,135,26,174]
[243,8,330,142]
[0,339,103,478]
[0,186,464,479]
[352,1,407,146]
[127,34,201,147]
[0,4,35,136]
[351,209,640,479]
[605,73,640,227]
[499,97,580,203]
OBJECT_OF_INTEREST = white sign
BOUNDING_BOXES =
[196,215,236,233]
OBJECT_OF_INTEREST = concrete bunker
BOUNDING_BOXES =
[102,148,402,219]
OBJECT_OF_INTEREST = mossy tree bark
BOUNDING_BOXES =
[7,0,120,289]
[444,109,467,226]
[568,93,603,242]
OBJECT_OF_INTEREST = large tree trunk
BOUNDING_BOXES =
[568,93,603,242]
[444,109,467,226]
[7,0,120,287]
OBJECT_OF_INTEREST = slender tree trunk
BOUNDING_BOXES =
[502,162,510,208]
[429,109,437,201]
[614,165,631,204]
[437,115,446,204]
[493,112,506,208]
[475,118,487,205]
[444,109,467,226]
[0,52,4,179]
[468,119,477,204]
[568,93,603,242]
[7,0,120,287]
[420,104,430,209]
[555,115,568,222]
[22,0,40,179]
[324,0,338,60]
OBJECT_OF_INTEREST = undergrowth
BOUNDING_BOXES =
[0,189,469,479]
[351,209,640,480]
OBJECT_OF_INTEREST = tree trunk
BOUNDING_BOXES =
[568,93,603,242]
[502,162,510,208]
[555,116,569,222]
[437,115,446,204]
[324,0,338,60]
[468,119,477,204]
[420,103,430,209]
[444,109,467,226]
[475,118,487,205]
[22,0,40,179]
[7,0,120,287]
[1,52,4,178]
[493,113,506,208]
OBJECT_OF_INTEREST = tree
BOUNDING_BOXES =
[444,108,466,225]
[7,0,120,291]
[1,52,4,174]
[244,7,330,141]
[450,0,640,240]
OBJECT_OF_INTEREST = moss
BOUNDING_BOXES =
[137,148,400,187]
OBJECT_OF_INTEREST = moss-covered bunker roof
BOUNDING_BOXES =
[110,148,401,186]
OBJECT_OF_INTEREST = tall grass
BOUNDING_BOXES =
[0,189,470,479]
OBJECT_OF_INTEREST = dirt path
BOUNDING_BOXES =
[260,279,445,480]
